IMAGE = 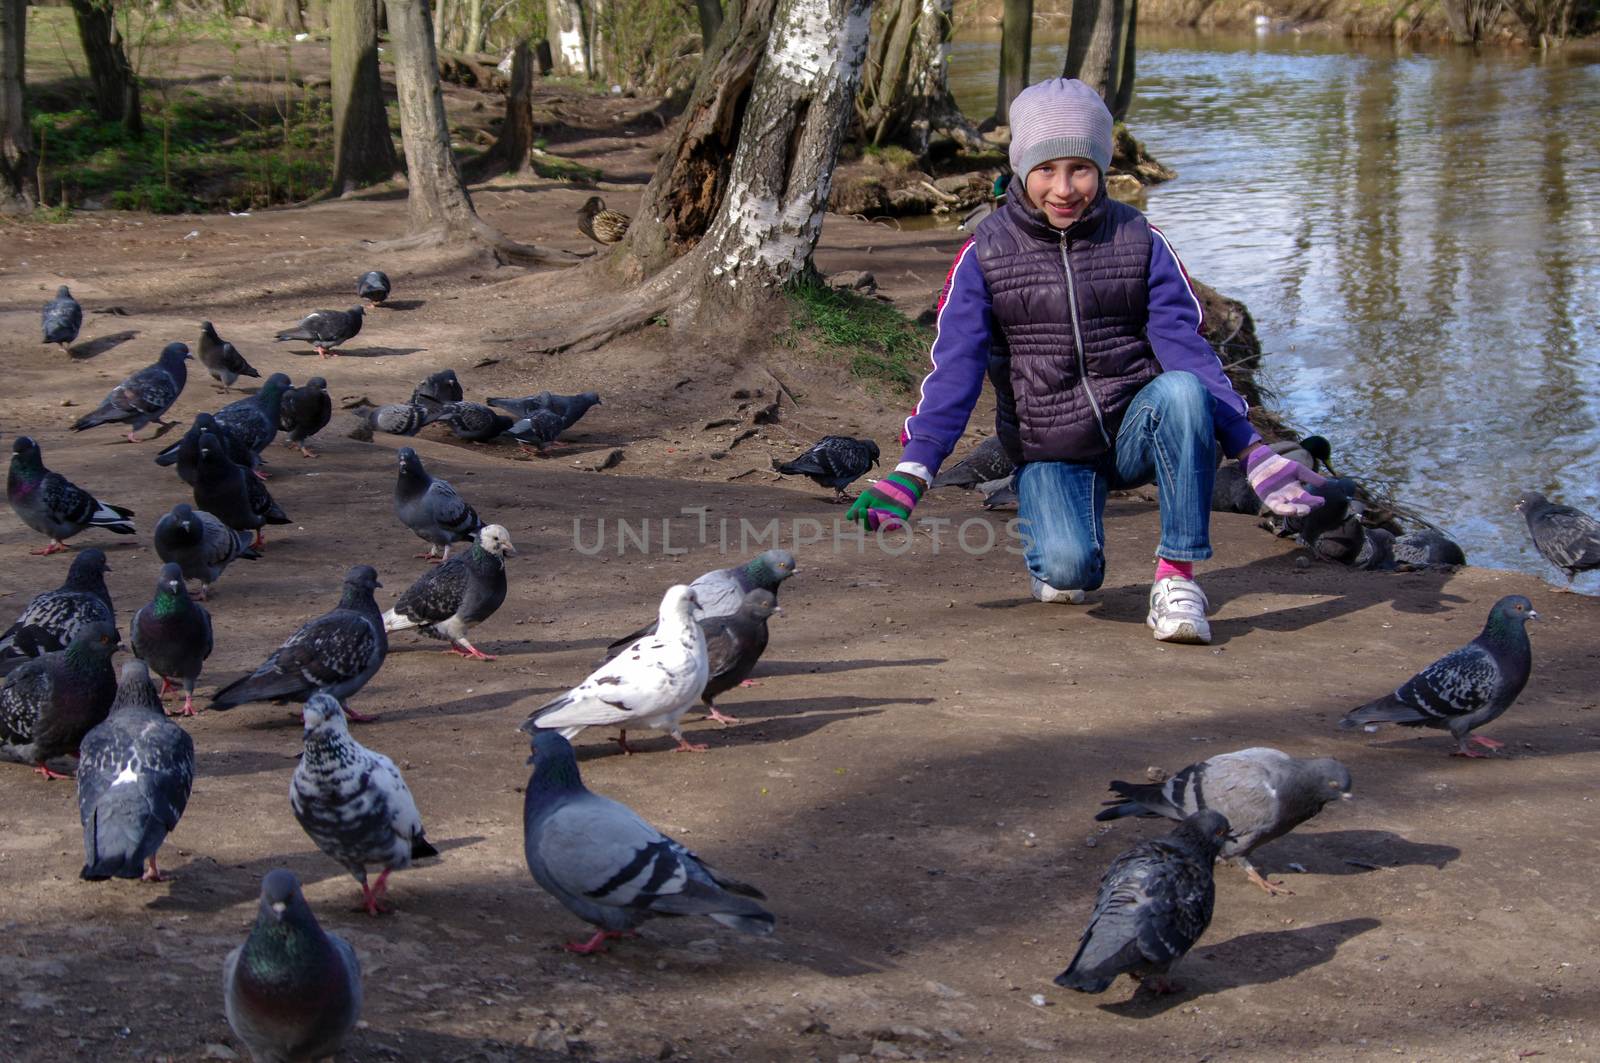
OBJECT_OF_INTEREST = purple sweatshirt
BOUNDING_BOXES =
[897,224,1259,482]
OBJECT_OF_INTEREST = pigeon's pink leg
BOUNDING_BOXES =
[250,530,267,550]
[563,929,639,955]
[1450,742,1490,758]
[126,430,142,444]
[1243,865,1293,896]
[1468,735,1505,750]
[179,691,196,717]
[157,676,174,696]
[343,703,379,723]
[703,704,741,725]
[252,468,270,481]
[672,734,710,753]
[737,679,760,688]
[141,857,167,882]
[33,762,71,780]
[358,869,393,915]
[299,445,319,458]
[447,642,497,661]
[316,346,335,360]
[30,541,68,556]
[613,731,634,755]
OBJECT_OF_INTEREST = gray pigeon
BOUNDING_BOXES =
[130,563,213,717]
[192,430,289,549]
[291,693,437,914]
[383,524,515,660]
[7,436,136,555]
[274,306,364,359]
[605,548,796,651]
[1516,491,1600,586]
[410,369,463,411]
[1095,748,1352,895]
[1055,809,1231,996]
[197,321,259,391]
[214,372,291,461]
[1391,528,1466,569]
[0,622,119,779]
[1340,594,1538,757]
[432,400,514,443]
[1211,462,1262,515]
[76,661,195,881]
[487,391,602,432]
[505,408,567,454]
[357,269,391,305]
[278,376,332,458]
[0,548,116,676]
[932,435,1014,491]
[775,435,881,502]
[523,585,710,754]
[697,589,778,725]
[366,402,439,436]
[522,730,775,953]
[394,447,483,561]
[209,565,386,720]
[43,285,83,350]
[224,869,363,1062]
[156,411,256,482]
[70,342,191,441]
[153,502,260,600]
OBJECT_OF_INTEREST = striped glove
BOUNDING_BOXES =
[1244,444,1327,517]
[846,471,925,531]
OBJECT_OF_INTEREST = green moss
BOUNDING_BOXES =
[784,279,932,392]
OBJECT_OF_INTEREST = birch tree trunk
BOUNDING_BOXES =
[330,0,399,194]
[856,0,985,156]
[993,0,1031,125]
[465,0,485,52]
[69,0,142,135]
[547,0,589,76]
[0,0,33,213]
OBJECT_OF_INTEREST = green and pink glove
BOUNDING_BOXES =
[846,471,925,531]
[1244,444,1327,517]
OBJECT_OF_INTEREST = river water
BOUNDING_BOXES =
[945,29,1600,577]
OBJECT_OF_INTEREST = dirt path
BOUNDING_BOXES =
[1,90,1598,1063]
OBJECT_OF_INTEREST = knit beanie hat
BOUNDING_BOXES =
[1007,78,1114,179]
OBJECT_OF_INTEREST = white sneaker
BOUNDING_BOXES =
[1031,577,1086,605]
[1147,576,1211,644]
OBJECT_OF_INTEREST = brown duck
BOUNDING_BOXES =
[577,197,631,245]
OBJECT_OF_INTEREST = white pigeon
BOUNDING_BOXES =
[521,585,710,753]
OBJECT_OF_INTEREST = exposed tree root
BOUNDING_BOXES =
[370,220,590,268]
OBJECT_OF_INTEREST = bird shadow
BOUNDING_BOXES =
[376,686,548,725]
[1351,724,1600,761]
[283,346,426,359]
[95,421,183,445]
[1099,917,1381,1015]
[1251,828,1461,876]
[68,330,139,360]
[755,656,948,678]
[375,299,425,311]
[697,693,931,724]
[195,746,301,779]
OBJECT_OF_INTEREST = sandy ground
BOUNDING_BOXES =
[2,83,1599,1063]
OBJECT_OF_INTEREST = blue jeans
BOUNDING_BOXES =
[1016,372,1216,592]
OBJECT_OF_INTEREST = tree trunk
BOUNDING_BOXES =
[547,0,589,76]
[695,0,722,45]
[69,0,142,135]
[1111,0,1135,120]
[1063,0,1136,118]
[270,0,306,32]
[993,0,1031,126]
[587,0,609,81]
[330,0,399,194]
[433,0,447,48]
[0,0,34,213]
[465,0,485,51]
[857,0,985,157]
[464,37,533,178]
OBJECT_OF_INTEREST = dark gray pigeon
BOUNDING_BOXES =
[76,661,194,881]
[224,869,363,1062]
[410,369,462,411]
[383,524,514,660]
[214,371,291,462]
[487,391,602,431]
[192,431,289,549]
[130,563,213,717]
[1391,528,1466,569]
[932,435,1014,491]
[1210,462,1262,515]
[1095,748,1352,895]
[357,269,391,305]
[278,376,332,458]
[197,321,259,391]
[1340,594,1538,757]
[43,285,83,350]
[153,503,259,600]
[291,692,437,914]
[523,730,775,953]
[0,622,119,780]
[1516,491,1600,586]
[1055,809,1231,996]
[395,447,483,561]
[209,566,386,719]
[366,402,439,436]
[71,342,191,442]
[433,400,514,443]
[506,408,567,454]
[155,412,254,483]
[605,548,796,651]
[7,436,136,555]
[697,589,778,725]
[274,306,364,359]
[0,548,115,676]
[775,435,880,502]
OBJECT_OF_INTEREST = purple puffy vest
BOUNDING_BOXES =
[973,185,1160,465]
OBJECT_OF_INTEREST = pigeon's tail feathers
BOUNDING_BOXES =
[275,326,312,342]
[709,908,777,936]
[1095,780,1178,821]
[1094,799,1156,823]
[88,501,136,534]
[1053,964,1116,994]
[648,880,775,935]
[775,455,825,477]
[1339,695,1429,731]
[605,622,654,653]
[411,834,439,860]
[382,608,417,633]
[521,695,573,733]
[71,409,118,432]
[80,805,159,881]
[209,669,304,710]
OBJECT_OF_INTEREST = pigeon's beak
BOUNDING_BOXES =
[1528,609,1542,621]
[1339,791,1354,801]
[504,544,517,557]
[270,901,286,919]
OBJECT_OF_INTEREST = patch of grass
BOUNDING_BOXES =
[862,143,918,170]
[784,279,932,392]
[529,147,603,184]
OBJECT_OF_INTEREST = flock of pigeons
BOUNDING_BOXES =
[8,278,1597,1059]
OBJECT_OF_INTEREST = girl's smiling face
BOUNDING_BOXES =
[1024,157,1100,228]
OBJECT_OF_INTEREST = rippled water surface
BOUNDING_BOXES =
[948,30,1600,576]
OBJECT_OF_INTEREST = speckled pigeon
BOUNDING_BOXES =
[697,589,778,726]
[432,400,513,443]
[43,285,83,350]
[7,436,136,555]
[357,269,391,305]
[224,869,363,1062]
[522,730,774,953]
[1516,492,1600,586]
[291,693,437,914]
[776,435,880,502]
[210,565,386,719]
[1340,594,1538,757]
[932,435,1014,491]
[487,391,602,432]
[0,548,116,676]
[605,549,796,651]
[153,503,259,600]
[130,563,213,717]
[197,322,259,391]
[410,369,463,411]
[524,585,710,754]
[1055,809,1231,996]
[274,306,364,359]
[366,402,439,436]
[191,431,289,549]
[1095,748,1352,895]
[0,622,119,779]
[278,376,332,458]
[505,408,567,454]
[70,342,191,442]
[76,661,194,881]
[395,447,483,561]
[383,525,514,660]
